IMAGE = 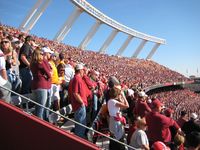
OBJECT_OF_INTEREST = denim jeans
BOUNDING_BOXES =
[0,81,12,103]
[92,94,98,122]
[74,105,86,139]
[7,69,21,93]
[19,67,32,94]
[32,88,48,120]
[44,89,51,121]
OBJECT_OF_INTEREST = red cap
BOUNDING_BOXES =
[152,141,170,150]
[164,108,174,117]
[152,99,164,108]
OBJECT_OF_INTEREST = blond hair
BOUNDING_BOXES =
[174,134,185,146]
[136,117,146,128]
[31,49,43,64]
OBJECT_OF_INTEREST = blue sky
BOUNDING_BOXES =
[0,0,200,77]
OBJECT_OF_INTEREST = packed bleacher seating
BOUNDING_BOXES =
[151,89,200,119]
[0,24,190,88]
[1,24,200,150]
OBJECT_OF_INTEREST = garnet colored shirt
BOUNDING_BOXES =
[30,60,51,90]
[70,74,88,111]
[146,111,180,143]
[134,100,151,118]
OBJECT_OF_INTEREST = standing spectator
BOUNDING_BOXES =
[108,85,129,150]
[164,108,177,141]
[1,38,21,93]
[134,91,151,118]
[48,51,60,111]
[57,63,67,108]
[185,131,200,150]
[104,76,120,103]
[19,35,34,94]
[182,113,200,136]
[129,117,150,150]
[11,38,21,75]
[0,41,11,103]
[127,115,137,145]
[0,38,10,80]
[58,52,65,65]
[30,49,51,120]
[146,99,183,146]
[64,58,75,89]
[176,110,188,128]
[69,63,88,138]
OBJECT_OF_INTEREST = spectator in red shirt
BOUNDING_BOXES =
[146,99,183,146]
[134,91,151,118]
[69,63,88,139]
[30,49,51,120]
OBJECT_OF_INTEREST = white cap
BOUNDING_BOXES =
[75,63,84,70]
[138,91,148,97]
[42,47,53,54]
[191,113,198,120]
[127,89,134,97]
[12,38,19,43]
[147,99,152,103]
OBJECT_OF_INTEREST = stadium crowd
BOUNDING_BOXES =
[0,24,200,150]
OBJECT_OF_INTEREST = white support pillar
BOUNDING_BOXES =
[146,43,160,59]
[99,29,118,54]
[116,35,133,56]
[79,20,101,50]
[132,39,147,58]
[54,7,83,42]
[19,0,43,31]
[24,0,51,33]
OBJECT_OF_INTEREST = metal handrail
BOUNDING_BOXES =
[0,84,137,150]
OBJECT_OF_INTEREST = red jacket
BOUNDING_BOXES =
[146,111,180,143]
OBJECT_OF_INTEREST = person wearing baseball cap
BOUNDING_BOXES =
[134,91,151,118]
[68,63,88,139]
[146,98,184,146]
[182,112,200,136]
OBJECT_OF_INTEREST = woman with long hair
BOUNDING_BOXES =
[30,49,51,120]
[0,38,20,92]
[107,85,129,150]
